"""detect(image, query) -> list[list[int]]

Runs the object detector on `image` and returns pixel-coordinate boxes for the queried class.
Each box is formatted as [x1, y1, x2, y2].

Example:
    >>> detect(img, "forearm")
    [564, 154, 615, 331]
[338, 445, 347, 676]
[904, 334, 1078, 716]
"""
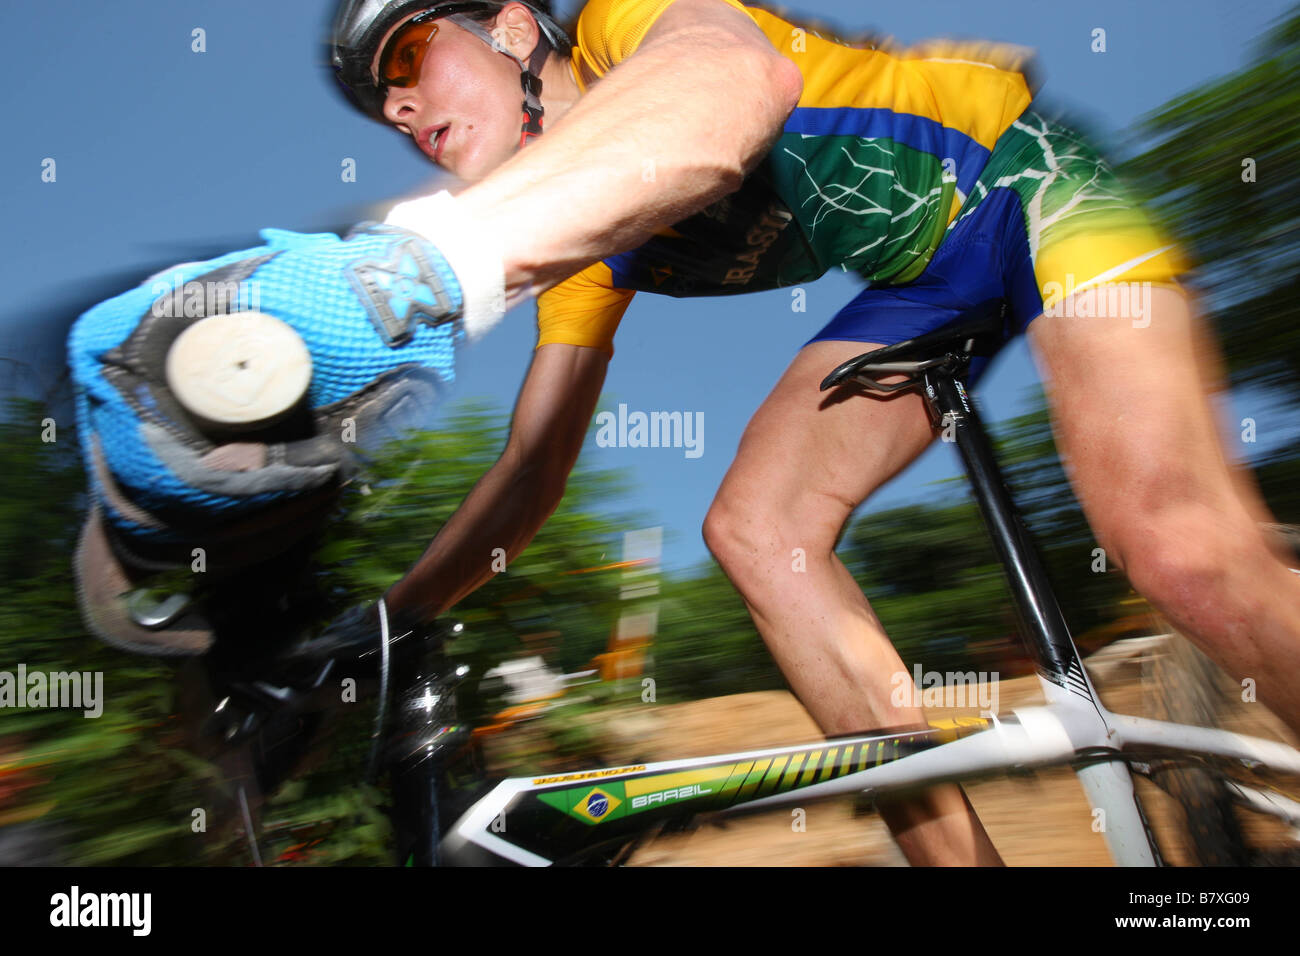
[457, 29, 799, 298]
[382, 452, 562, 623]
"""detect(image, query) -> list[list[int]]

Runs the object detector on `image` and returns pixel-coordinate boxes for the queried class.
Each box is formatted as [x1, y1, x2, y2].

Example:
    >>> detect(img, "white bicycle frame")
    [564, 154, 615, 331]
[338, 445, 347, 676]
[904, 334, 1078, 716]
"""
[438, 662, 1300, 866]
[437, 303, 1300, 866]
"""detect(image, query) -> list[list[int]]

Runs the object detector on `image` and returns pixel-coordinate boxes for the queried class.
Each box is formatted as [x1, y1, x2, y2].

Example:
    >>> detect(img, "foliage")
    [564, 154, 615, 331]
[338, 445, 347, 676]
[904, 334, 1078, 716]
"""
[314, 397, 651, 725]
[652, 562, 786, 700]
[0, 395, 645, 865]
[0, 396, 224, 865]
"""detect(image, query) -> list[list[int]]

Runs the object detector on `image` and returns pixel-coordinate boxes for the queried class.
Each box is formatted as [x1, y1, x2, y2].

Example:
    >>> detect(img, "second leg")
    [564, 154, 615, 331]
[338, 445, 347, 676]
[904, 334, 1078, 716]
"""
[703, 338, 1004, 866]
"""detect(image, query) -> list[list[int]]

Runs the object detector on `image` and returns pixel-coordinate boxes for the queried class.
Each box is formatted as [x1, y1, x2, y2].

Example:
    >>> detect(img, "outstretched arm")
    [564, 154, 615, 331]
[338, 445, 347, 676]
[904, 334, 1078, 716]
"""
[408, 0, 803, 301]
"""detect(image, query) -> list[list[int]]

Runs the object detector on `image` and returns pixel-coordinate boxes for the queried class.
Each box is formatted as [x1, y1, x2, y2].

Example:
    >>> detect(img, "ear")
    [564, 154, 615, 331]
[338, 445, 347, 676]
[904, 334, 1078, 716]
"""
[491, 2, 544, 59]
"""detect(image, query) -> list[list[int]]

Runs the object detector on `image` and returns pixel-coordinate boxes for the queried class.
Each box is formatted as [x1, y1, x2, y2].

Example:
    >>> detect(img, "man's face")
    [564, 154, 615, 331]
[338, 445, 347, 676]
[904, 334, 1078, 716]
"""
[370, 12, 523, 181]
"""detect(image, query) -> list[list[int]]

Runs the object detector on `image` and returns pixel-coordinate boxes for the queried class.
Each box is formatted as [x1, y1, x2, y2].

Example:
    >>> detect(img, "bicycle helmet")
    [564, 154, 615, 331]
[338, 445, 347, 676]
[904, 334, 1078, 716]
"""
[330, 0, 571, 147]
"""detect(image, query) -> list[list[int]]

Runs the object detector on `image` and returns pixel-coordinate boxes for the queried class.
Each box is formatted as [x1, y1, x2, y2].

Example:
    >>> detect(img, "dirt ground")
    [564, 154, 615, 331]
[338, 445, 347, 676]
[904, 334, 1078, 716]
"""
[544, 639, 1300, 866]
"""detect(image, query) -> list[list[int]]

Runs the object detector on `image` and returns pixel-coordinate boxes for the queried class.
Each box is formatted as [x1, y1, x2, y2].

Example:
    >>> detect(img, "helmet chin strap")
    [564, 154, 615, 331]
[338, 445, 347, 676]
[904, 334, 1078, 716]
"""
[445, 12, 550, 150]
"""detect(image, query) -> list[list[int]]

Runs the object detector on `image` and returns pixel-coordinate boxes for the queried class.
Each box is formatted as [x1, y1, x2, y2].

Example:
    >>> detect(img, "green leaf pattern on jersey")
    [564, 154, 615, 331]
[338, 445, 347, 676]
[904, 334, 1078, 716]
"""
[769, 132, 956, 287]
[947, 111, 1143, 260]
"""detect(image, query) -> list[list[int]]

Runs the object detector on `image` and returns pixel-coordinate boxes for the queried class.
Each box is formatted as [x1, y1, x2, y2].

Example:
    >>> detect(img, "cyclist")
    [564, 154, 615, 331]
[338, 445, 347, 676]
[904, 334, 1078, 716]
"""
[328, 0, 1300, 865]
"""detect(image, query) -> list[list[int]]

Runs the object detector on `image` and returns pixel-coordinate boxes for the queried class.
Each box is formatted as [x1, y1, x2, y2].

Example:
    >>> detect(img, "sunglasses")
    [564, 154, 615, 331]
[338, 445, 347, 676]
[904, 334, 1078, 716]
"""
[376, 14, 443, 88]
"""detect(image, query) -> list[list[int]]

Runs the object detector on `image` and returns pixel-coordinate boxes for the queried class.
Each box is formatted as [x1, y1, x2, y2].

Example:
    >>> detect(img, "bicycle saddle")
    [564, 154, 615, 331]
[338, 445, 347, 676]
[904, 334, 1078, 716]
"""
[820, 298, 1011, 393]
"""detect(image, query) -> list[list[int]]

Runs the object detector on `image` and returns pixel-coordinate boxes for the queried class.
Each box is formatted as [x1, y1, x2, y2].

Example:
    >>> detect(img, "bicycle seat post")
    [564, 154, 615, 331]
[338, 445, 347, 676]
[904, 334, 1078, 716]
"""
[919, 362, 1086, 694]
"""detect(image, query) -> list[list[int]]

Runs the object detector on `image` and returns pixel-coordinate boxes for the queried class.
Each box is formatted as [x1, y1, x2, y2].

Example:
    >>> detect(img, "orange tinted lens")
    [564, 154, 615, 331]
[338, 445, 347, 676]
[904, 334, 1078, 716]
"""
[380, 21, 438, 87]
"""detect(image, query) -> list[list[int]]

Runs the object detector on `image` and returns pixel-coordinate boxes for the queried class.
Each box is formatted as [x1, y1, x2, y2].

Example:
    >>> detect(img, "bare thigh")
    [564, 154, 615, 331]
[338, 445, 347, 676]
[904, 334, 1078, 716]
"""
[707, 338, 938, 556]
[1026, 283, 1252, 566]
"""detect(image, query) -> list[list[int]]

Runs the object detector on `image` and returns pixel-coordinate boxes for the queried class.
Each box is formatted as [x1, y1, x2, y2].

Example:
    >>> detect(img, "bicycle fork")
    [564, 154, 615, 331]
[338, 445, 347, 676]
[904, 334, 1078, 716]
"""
[922, 365, 1164, 866]
[386, 646, 474, 867]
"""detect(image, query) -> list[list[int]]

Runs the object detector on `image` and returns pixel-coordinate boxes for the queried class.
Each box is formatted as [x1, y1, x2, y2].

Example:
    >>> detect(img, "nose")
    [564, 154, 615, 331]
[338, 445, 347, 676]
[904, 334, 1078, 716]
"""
[382, 86, 422, 129]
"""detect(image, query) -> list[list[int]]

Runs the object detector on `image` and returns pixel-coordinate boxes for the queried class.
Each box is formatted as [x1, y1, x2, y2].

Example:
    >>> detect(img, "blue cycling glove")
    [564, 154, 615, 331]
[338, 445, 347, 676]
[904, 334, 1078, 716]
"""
[68, 221, 466, 547]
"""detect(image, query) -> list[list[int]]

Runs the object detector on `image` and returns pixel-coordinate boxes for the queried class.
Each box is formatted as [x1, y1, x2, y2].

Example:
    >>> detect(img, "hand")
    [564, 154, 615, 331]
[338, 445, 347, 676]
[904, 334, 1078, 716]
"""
[285, 598, 425, 675]
[292, 601, 382, 670]
[68, 223, 466, 542]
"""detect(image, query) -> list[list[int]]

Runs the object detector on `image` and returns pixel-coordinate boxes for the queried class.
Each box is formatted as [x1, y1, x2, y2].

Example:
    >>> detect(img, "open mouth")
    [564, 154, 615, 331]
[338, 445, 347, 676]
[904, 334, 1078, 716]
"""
[423, 124, 449, 161]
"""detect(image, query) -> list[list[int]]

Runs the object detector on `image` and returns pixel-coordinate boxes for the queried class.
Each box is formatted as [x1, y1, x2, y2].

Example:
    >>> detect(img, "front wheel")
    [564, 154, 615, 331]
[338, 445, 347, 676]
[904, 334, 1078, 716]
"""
[1145, 633, 1251, 865]
[1142, 522, 1300, 865]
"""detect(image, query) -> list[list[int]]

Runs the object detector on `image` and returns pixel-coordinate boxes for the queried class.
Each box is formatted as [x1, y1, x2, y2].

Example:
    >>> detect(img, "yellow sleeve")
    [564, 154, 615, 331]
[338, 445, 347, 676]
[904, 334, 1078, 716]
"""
[573, 0, 760, 78]
[536, 260, 636, 359]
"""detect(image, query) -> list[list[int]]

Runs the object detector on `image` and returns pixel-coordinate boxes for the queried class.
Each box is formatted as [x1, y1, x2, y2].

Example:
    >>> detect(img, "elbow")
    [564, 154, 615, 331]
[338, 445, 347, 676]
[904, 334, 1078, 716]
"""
[737, 44, 802, 131]
[679, 27, 803, 120]
[725, 49, 802, 181]
[645, 27, 804, 193]
[505, 445, 569, 515]
[767, 51, 804, 117]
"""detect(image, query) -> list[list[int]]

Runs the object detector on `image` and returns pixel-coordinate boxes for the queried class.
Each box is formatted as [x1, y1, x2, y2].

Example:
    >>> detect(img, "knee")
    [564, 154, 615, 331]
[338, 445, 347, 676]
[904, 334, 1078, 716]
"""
[701, 497, 764, 573]
[703, 490, 845, 579]
[1105, 505, 1251, 606]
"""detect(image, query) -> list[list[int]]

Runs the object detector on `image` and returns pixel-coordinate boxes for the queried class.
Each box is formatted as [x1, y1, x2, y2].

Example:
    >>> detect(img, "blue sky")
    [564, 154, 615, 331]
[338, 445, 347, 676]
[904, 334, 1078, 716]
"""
[3, 0, 1294, 572]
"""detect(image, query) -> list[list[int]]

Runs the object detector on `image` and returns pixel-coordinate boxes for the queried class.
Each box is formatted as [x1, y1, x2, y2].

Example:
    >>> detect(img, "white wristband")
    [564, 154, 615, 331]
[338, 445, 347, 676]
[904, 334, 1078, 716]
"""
[384, 190, 507, 343]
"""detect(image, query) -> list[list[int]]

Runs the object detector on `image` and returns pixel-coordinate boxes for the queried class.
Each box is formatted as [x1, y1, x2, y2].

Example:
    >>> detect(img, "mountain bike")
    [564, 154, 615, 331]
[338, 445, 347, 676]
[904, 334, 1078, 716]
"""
[194, 298, 1300, 866]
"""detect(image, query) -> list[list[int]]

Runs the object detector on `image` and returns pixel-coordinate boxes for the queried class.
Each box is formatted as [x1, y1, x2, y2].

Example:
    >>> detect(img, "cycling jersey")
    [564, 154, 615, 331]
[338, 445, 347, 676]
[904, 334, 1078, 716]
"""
[535, 0, 1188, 359]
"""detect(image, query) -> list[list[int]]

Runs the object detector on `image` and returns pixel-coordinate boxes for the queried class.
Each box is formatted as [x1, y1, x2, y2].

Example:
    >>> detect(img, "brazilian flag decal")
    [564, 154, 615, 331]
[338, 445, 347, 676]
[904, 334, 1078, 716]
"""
[538, 763, 749, 825]
[540, 783, 628, 825]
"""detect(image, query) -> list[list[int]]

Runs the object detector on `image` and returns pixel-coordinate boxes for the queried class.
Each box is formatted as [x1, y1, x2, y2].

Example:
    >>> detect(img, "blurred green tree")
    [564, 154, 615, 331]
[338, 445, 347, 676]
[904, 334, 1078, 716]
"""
[0, 395, 647, 864]
[1114, 4, 1300, 521]
[316, 397, 651, 723]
